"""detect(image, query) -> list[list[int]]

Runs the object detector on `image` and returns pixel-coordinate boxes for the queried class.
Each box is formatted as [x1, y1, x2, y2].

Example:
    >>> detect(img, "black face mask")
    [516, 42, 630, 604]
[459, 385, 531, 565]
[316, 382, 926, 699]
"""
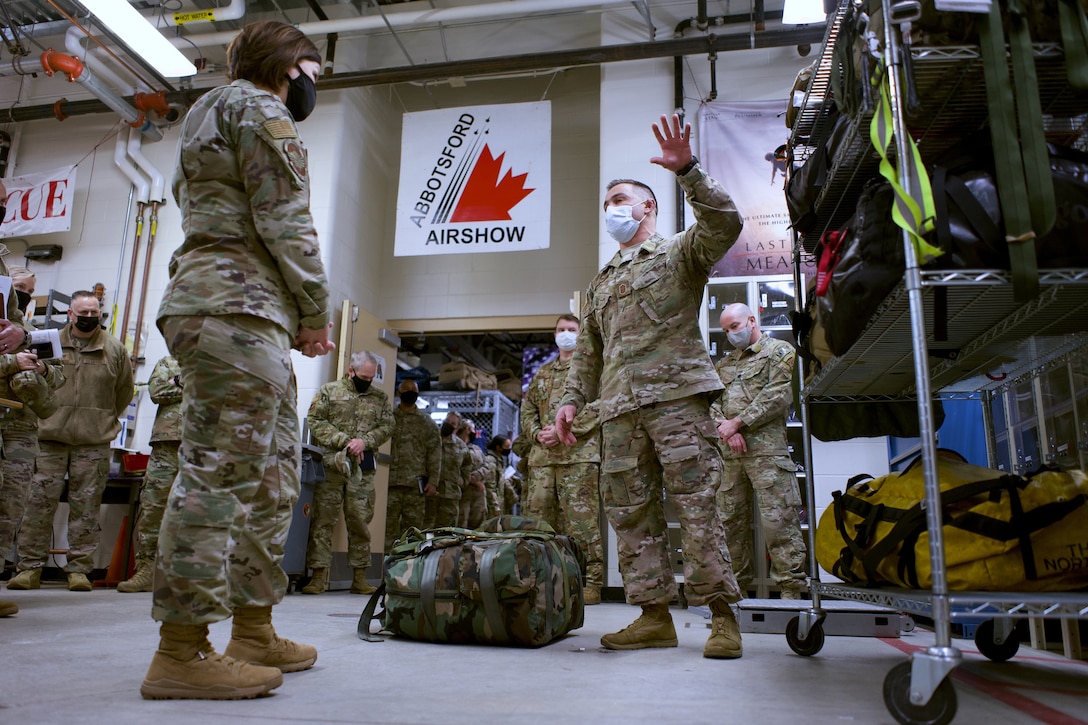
[399, 391, 419, 406]
[352, 377, 371, 394]
[285, 70, 316, 122]
[15, 290, 32, 314]
[440, 423, 455, 437]
[73, 315, 100, 333]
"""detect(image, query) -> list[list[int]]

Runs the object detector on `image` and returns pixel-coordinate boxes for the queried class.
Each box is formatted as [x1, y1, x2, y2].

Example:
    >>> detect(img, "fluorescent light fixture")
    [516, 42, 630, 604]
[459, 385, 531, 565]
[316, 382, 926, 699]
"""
[782, 0, 828, 25]
[79, 0, 197, 77]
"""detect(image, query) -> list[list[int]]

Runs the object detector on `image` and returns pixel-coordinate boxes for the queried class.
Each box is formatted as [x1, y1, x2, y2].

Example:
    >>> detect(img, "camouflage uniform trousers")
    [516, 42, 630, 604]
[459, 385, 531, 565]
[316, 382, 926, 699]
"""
[307, 466, 375, 570]
[525, 462, 604, 589]
[0, 430, 38, 561]
[458, 484, 487, 530]
[154, 315, 300, 625]
[424, 492, 460, 530]
[131, 441, 180, 564]
[17, 440, 111, 574]
[718, 454, 806, 589]
[385, 485, 426, 551]
[600, 395, 742, 607]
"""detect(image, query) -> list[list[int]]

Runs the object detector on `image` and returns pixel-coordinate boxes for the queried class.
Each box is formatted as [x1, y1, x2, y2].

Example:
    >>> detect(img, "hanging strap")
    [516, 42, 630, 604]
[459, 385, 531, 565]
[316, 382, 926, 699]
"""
[977, 0, 1054, 301]
[356, 580, 388, 642]
[479, 544, 510, 645]
[869, 58, 942, 264]
[1058, 0, 1088, 90]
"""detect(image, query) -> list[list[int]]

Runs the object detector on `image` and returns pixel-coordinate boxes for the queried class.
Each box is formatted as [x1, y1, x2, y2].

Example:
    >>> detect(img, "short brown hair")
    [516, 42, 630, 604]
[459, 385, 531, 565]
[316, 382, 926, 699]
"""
[226, 21, 320, 91]
[556, 314, 579, 327]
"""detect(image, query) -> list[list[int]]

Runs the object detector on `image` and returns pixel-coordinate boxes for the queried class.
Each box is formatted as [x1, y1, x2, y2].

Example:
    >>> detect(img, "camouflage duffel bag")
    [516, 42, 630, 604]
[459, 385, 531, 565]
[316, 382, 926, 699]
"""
[357, 515, 585, 647]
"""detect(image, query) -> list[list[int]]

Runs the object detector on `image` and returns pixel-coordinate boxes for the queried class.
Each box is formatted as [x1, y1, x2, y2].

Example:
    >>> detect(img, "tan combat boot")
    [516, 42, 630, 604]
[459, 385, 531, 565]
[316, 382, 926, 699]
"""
[600, 602, 678, 650]
[350, 569, 375, 595]
[67, 573, 93, 591]
[584, 586, 602, 606]
[0, 599, 18, 616]
[117, 561, 154, 593]
[704, 598, 743, 659]
[141, 621, 283, 700]
[300, 567, 327, 595]
[223, 606, 317, 673]
[7, 568, 41, 590]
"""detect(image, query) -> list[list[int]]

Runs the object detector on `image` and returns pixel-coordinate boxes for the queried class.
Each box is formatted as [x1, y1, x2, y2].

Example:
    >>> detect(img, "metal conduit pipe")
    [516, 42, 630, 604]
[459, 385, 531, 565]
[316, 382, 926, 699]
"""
[65, 26, 153, 96]
[5, 27, 826, 123]
[124, 130, 165, 362]
[39, 51, 163, 141]
[160, 0, 246, 26]
[172, 0, 636, 48]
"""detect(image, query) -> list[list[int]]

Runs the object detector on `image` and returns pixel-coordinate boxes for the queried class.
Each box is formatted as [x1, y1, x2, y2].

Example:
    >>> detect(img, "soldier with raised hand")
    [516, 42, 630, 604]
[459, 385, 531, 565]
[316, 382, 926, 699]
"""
[302, 351, 394, 595]
[384, 379, 440, 550]
[522, 313, 603, 604]
[117, 355, 183, 593]
[714, 303, 806, 599]
[556, 113, 746, 660]
[143, 21, 335, 700]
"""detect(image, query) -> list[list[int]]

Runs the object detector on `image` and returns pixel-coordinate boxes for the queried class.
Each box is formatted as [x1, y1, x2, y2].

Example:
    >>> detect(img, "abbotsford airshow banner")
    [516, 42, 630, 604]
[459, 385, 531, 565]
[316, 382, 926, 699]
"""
[698, 101, 812, 278]
[394, 102, 551, 257]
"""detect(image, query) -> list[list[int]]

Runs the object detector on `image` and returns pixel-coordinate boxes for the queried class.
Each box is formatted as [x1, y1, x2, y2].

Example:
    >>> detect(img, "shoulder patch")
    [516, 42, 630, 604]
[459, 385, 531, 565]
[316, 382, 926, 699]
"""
[263, 119, 298, 139]
[282, 139, 308, 181]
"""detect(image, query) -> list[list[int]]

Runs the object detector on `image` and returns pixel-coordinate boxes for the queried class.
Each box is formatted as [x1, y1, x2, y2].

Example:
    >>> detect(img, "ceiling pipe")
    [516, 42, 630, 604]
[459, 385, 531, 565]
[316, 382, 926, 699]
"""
[172, 0, 637, 48]
[115, 126, 150, 204]
[160, 0, 246, 26]
[126, 129, 166, 203]
[65, 25, 153, 96]
[39, 50, 163, 140]
[5, 26, 825, 123]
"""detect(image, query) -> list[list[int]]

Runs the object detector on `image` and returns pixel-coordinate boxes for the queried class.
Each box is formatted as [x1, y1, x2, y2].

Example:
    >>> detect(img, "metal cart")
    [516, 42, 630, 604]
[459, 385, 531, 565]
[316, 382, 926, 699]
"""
[785, 2, 1088, 723]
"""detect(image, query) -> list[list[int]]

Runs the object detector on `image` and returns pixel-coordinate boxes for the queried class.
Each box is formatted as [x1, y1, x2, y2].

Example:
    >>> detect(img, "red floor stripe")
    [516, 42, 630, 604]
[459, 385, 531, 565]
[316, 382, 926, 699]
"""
[878, 637, 1088, 725]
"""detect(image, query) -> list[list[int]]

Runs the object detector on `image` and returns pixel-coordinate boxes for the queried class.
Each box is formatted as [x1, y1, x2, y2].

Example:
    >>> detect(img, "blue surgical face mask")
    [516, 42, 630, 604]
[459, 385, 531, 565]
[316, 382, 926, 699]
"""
[605, 204, 643, 243]
[555, 330, 578, 352]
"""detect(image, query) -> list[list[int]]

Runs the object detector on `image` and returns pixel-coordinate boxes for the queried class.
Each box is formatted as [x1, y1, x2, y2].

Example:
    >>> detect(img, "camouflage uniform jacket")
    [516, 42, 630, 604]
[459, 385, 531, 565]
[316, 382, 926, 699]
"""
[0, 357, 65, 433]
[560, 167, 743, 421]
[388, 405, 441, 489]
[710, 335, 795, 458]
[38, 324, 133, 446]
[307, 377, 394, 459]
[158, 79, 329, 336]
[437, 434, 472, 500]
[466, 443, 487, 484]
[148, 356, 183, 443]
[522, 357, 600, 466]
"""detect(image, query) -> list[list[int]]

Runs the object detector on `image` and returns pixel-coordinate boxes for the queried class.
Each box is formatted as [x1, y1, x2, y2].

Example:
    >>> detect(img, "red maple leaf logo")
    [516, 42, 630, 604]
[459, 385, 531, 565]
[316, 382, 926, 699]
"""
[450, 144, 534, 222]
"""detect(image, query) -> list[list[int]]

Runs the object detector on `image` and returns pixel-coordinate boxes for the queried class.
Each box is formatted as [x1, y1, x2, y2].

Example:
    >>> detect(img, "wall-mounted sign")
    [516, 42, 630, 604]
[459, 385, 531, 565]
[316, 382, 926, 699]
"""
[395, 102, 551, 257]
[1, 166, 77, 238]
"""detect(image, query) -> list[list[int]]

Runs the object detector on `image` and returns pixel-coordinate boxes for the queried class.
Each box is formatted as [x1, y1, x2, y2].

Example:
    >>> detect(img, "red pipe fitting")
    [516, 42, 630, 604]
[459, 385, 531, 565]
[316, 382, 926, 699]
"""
[40, 50, 84, 82]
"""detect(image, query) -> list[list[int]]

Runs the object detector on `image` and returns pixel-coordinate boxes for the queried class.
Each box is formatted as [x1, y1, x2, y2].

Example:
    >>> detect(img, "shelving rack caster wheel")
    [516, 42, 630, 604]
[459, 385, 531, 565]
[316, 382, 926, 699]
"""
[883, 661, 957, 725]
[785, 615, 825, 656]
[974, 619, 1020, 662]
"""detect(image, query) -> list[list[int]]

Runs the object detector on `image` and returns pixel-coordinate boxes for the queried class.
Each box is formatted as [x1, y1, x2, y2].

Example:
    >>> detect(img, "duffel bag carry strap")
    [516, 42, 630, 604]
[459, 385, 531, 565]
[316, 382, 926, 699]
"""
[357, 580, 388, 642]
[479, 544, 511, 646]
[1058, 0, 1088, 90]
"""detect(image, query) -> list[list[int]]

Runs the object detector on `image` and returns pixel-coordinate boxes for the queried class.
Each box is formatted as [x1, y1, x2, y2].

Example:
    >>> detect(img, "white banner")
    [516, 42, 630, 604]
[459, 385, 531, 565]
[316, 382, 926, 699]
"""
[0, 166, 78, 238]
[698, 102, 811, 278]
[395, 102, 551, 257]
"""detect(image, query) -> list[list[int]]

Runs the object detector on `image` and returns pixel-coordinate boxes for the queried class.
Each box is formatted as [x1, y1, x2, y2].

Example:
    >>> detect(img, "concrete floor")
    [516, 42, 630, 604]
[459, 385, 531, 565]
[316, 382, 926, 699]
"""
[3, 587, 1087, 725]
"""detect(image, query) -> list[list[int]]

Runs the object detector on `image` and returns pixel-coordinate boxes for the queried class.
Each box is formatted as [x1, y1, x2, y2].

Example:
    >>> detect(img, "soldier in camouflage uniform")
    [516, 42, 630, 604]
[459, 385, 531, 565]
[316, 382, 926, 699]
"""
[481, 435, 509, 518]
[117, 355, 183, 593]
[8, 291, 132, 595]
[557, 114, 745, 659]
[142, 22, 335, 700]
[0, 267, 65, 566]
[0, 208, 42, 617]
[522, 314, 603, 604]
[384, 379, 441, 550]
[457, 420, 488, 529]
[301, 351, 394, 595]
[426, 412, 471, 529]
[713, 303, 806, 599]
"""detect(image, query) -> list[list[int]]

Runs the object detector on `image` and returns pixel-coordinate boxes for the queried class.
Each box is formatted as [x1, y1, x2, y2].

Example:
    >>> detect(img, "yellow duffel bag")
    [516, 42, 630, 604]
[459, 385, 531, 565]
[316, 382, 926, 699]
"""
[815, 453, 1088, 592]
